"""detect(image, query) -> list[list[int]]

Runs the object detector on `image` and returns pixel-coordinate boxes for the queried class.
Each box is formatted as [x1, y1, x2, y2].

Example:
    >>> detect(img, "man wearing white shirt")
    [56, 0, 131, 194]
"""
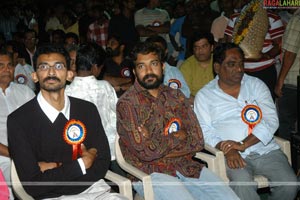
[7, 44, 126, 200]
[65, 43, 123, 175]
[0, 49, 35, 200]
[194, 43, 297, 200]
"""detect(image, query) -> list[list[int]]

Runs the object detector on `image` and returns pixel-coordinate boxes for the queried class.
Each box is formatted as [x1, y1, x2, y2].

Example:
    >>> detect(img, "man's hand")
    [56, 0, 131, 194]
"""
[38, 162, 62, 173]
[225, 149, 246, 169]
[81, 144, 97, 169]
[274, 82, 283, 97]
[219, 140, 245, 154]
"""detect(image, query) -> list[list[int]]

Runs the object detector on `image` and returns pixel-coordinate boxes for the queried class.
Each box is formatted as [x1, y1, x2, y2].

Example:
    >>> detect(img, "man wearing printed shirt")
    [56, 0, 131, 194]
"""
[194, 43, 297, 200]
[146, 35, 190, 98]
[117, 41, 239, 200]
[225, 0, 284, 100]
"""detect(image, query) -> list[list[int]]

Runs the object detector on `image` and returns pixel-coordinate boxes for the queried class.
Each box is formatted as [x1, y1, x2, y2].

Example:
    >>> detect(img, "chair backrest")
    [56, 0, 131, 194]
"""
[10, 160, 34, 200]
[115, 134, 155, 200]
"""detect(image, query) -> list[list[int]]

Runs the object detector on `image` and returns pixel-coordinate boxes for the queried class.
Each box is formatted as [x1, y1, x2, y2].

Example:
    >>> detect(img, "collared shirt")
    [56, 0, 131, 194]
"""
[14, 63, 36, 91]
[37, 92, 86, 174]
[25, 47, 36, 67]
[194, 74, 280, 158]
[134, 7, 170, 42]
[0, 82, 35, 146]
[65, 76, 118, 160]
[179, 55, 214, 96]
[163, 62, 190, 98]
[117, 81, 204, 178]
[87, 20, 109, 49]
[282, 13, 300, 86]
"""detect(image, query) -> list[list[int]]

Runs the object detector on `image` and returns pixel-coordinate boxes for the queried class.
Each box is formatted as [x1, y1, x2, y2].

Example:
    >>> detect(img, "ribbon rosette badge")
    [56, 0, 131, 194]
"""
[63, 119, 86, 160]
[164, 118, 182, 136]
[241, 105, 262, 135]
[168, 79, 182, 89]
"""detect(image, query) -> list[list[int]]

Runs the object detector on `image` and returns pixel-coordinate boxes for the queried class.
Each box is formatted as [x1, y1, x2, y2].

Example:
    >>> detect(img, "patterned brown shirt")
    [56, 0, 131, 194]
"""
[117, 81, 204, 178]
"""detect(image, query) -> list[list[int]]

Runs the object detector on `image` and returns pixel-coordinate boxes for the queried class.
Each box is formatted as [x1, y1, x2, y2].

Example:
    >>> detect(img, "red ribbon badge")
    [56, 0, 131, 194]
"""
[241, 105, 262, 135]
[63, 119, 86, 160]
[164, 118, 182, 136]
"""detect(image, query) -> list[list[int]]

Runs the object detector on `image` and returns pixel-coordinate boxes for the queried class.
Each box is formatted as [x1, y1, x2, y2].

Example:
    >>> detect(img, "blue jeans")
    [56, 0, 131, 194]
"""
[133, 167, 239, 200]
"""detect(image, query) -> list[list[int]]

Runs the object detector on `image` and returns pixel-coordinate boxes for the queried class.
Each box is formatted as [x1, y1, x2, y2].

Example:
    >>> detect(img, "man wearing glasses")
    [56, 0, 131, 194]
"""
[7, 44, 126, 199]
[194, 43, 297, 200]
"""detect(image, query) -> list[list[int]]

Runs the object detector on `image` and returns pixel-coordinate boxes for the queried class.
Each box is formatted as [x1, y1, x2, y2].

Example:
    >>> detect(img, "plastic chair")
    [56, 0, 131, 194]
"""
[203, 136, 292, 188]
[11, 160, 133, 200]
[115, 134, 223, 200]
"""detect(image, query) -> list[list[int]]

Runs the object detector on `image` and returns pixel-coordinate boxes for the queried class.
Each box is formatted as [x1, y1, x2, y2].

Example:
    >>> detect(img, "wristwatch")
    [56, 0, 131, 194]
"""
[239, 141, 245, 151]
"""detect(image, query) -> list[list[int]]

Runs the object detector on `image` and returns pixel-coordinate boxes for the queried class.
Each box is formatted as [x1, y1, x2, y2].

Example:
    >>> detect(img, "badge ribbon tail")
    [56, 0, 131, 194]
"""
[72, 144, 82, 160]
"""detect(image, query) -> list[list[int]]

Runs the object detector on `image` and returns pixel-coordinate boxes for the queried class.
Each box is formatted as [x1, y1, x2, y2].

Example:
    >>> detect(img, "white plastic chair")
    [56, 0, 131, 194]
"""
[11, 160, 133, 200]
[203, 136, 292, 188]
[115, 134, 223, 200]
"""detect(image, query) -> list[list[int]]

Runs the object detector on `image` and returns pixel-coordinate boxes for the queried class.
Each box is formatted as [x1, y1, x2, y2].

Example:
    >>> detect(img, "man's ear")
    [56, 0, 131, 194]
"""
[31, 72, 39, 83]
[120, 44, 125, 52]
[66, 70, 74, 82]
[162, 62, 165, 72]
[91, 64, 102, 77]
[214, 63, 220, 75]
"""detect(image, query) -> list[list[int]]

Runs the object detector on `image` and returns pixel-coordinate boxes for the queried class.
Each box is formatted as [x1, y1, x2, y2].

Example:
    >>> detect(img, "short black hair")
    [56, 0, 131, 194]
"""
[65, 32, 79, 45]
[0, 47, 12, 60]
[145, 35, 167, 62]
[190, 32, 214, 52]
[107, 34, 124, 46]
[130, 41, 164, 68]
[213, 42, 245, 64]
[33, 44, 70, 70]
[146, 35, 167, 51]
[76, 43, 107, 72]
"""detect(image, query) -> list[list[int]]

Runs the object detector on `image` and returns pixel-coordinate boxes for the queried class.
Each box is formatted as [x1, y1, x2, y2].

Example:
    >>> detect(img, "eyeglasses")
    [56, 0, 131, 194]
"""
[0, 64, 14, 70]
[37, 63, 66, 71]
[223, 61, 244, 68]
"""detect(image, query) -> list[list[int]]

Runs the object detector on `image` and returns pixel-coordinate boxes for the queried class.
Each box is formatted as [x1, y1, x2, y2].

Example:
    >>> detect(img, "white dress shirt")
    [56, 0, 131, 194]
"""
[194, 74, 280, 158]
[0, 82, 35, 146]
[65, 76, 118, 160]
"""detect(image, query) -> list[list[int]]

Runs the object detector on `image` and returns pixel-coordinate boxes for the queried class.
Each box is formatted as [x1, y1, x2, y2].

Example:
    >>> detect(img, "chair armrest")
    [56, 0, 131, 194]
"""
[115, 135, 154, 200]
[274, 136, 291, 165]
[11, 160, 34, 200]
[105, 170, 133, 200]
[202, 144, 229, 182]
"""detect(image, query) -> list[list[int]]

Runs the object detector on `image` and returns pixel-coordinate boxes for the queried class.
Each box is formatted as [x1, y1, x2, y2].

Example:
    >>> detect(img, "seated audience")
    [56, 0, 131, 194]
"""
[7, 44, 126, 200]
[180, 32, 215, 103]
[146, 35, 190, 98]
[0, 48, 35, 200]
[117, 41, 239, 200]
[194, 43, 298, 200]
[102, 35, 134, 97]
[65, 43, 125, 176]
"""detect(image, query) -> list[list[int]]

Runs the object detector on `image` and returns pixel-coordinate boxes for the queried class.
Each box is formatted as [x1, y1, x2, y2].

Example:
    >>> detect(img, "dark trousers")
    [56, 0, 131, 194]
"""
[277, 85, 297, 140]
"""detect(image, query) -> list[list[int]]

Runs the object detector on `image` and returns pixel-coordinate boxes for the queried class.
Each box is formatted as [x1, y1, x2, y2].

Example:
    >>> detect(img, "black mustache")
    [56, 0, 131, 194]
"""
[43, 76, 60, 82]
[143, 74, 158, 81]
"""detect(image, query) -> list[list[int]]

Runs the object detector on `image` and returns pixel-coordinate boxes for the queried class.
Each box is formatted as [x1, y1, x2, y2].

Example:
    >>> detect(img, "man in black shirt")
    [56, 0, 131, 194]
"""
[7, 44, 126, 200]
